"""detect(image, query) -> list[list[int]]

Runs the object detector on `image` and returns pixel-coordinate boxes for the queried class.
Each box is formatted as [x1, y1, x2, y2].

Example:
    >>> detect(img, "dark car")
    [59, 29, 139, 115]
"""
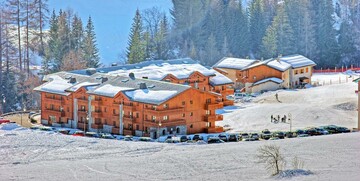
[260, 129, 271, 140]
[85, 132, 100, 138]
[294, 129, 309, 137]
[192, 134, 203, 141]
[336, 126, 350, 133]
[218, 134, 228, 142]
[240, 132, 249, 141]
[180, 136, 188, 142]
[58, 129, 70, 135]
[250, 133, 260, 140]
[207, 137, 225, 144]
[305, 128, 321, 136]
[320, 125, 340, 134]
[285, 131, 296, 138]
[228, 134, 239, 142]
[272, 131, 285, 139]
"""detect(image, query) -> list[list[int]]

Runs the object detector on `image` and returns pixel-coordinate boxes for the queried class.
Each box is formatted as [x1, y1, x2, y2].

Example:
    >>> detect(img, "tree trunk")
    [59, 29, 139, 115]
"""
[17, 0, 22, 70]
[26, 0, 30, 76]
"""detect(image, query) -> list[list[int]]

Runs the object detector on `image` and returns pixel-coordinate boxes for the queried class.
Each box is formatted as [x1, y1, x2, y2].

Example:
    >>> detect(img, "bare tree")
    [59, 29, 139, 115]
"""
[60, 49, 86, 71]
[257, 144, 286, 175]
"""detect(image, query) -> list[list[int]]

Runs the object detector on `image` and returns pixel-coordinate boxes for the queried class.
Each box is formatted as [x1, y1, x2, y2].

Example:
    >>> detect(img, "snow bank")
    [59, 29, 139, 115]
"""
[276, 169, 313, 179]
[0, 123, 26, 131]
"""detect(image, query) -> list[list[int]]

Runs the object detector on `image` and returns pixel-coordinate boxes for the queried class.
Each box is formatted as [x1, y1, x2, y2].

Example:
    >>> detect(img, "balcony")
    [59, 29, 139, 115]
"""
[144, 107, 185, 115]
[44, 96, 65, 104]
[205, 102, 223, 110]
[77, 98, 88, 104]
[223, 100, 234, 106]
[206, 126, 223, 133]
[204, 115, 216, 122]
[92, 111, 103, 117]
[113, 102, 136, 111]
[216, 114, 223, 121]
[44, 109, 65, 117]
[112, 127, 119, 134]
[78, 110, 87, 116]
[123, 116, 134, 122]
[161, 119, 186, 127]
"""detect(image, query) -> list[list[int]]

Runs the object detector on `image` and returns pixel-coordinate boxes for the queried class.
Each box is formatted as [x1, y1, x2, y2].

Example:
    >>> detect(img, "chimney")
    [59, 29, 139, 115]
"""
[69, 77, 76, 83]
[139, 82, 147, 89]
[129, 72, 135, 79]
[101, 77, 108, 83]
[277, 54, 282, 62]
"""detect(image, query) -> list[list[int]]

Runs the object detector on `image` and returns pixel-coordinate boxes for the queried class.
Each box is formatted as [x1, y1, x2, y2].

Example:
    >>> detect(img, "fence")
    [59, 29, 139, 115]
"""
[311, 75, 356, 86]
[313, 65, 360, 73]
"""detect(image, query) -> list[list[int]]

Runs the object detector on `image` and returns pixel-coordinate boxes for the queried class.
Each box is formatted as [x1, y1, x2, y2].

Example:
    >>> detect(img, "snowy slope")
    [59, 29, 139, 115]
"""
[0, 124, 360, 181]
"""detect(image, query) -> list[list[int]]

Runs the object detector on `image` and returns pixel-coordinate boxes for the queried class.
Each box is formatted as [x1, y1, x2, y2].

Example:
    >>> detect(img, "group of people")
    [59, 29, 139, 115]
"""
[271, 114, 287, 123]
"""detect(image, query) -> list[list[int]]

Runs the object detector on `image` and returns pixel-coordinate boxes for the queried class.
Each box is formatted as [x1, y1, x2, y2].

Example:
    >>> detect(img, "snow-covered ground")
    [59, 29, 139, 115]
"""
[1, 124, 360, 181]
[217, 73, 358, 132]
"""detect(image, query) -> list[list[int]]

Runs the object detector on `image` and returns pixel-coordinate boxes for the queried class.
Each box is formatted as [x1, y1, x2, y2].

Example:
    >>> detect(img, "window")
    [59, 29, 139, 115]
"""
[295, 70, 298, 75]
[253, 76, 256, 80]
[206, 98, 211, 103]
[203, 87, 206, 91]
[113, 121, 116, 126]
[113, 109, 116, 115]
[163, 104, 169, 109]
[104, 107, 107, 113]
[136, 113, 139, 118]
[182, 113, 185, 117]
[152, 116, 156, 121]
[136, 125, 139, 130]
[205, 110, 211, 115]
[95, 118, 101, 124]
[190, 100, 193, 104]
[163, 116, 168, 120]
[306, 67, 309, 73]
[81, 105, 86, 111]
[152, 105, 157, 110]
[300, 69, 304, 74]
[129, 111, 132, 117]
[190, 112, 193, 116]
[128, 124, 133, 130]
[176, 127, 180, 134]
[50, 104, 54, 110]
[182, 101, 185, 105]
[145, 127, 148, 133]
[67, 107, 69, 112]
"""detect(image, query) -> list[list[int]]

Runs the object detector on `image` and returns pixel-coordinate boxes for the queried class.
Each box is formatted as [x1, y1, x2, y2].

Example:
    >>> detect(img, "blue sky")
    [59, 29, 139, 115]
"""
[49, 0, 172, 66]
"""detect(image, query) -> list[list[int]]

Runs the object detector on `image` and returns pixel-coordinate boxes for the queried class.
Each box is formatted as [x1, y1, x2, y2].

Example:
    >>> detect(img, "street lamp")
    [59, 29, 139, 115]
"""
[158, 121, 162, 139]
[85, 113, 89, 133]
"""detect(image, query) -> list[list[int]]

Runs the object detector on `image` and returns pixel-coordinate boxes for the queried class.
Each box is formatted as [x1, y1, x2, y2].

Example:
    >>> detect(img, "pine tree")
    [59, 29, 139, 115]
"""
[83, 16, 100, 68]
[261, 26, 277, 59]
[311, 0, 340, 67]
[204, 33, 220, 66]
[44, 9, 58, 73]
[70, 14, 83, 51]
[55, 10, 70, 70]
[127, 9, 145, 64]
[157, 14, 170, 59]
[338, 21, 356, 65]
[249, 0, 266, 56]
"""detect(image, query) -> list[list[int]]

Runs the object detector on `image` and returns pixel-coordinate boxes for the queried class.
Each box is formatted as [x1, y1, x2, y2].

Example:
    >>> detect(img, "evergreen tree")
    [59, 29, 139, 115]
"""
[43, 9, 58, 73]
[127, 9, 146, 64]
[83, 16, 100, 68]
[249, 0, 266, 56]
[55, 10, 70, 70]
[70, 14, 83, 51]
[311, 0, 340, 67]
[261, 25, 277, 59]
[338, 21, 356, 65]
[204, 33, 221, 66]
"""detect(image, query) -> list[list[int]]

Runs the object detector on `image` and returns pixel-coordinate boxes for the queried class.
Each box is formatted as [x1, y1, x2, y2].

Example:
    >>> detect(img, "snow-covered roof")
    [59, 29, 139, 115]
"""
[279, 55, 316, 69]
[86, 75, 191, 105]
[34, 75, 73, 96]
[106, 63, 215, 80]
[92, 84, 135, 97]
[66, 82, 100, 92]
[266, 59, 292, 71]
[213, 57, 258, 70]
[252, 77, 283, 87]
[124, 89, 178, 105]
[209, 71, 233, 86]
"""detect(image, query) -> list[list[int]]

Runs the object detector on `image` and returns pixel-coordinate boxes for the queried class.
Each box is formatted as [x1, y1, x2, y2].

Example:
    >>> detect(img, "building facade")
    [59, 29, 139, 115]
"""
[35, 72, 224, 138]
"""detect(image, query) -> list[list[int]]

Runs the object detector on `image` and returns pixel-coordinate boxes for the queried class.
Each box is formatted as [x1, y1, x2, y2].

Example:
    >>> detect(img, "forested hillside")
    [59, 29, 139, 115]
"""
[126, 0, 359, 68]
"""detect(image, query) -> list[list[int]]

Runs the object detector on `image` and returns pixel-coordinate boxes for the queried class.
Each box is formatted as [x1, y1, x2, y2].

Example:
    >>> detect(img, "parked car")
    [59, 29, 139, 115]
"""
[101, 134, 115, 139]
[314, 127, 329, 135]
[58, 129, 70, 135]
[138, 137, 153, 142]
[30, 125, 40, 130]
[240, 132, 249, 141]
[123, 135, 133, 141]
[260, 129, 271, 140]
[192, 134, 203, 141]
[294, 129, 309, 137]
[28, 111, 36, 119]
[207, 137, 225, 144]
[228, 133, 239, 142]
[250, 133, 260, 140]
[40, 126, 55, 132]
[305, 128, 322, 136]
[85, 132, 100, 138]
[0, 119, 11, 124]
[285, 131, 296, 138]
[336, 126, 351, 133]
[179, 136, 188, 142]
[218, 134, 228, 142]
[165, 139, 180, 143]
[72, 131, 85, 136]
[272, 131, 285, 139]
[320, 125, 340, 134]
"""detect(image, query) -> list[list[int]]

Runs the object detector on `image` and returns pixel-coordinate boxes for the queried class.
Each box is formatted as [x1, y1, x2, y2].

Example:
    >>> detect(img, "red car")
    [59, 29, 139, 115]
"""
[72, 131, 85, 136]
[0, 119, 11, 124]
